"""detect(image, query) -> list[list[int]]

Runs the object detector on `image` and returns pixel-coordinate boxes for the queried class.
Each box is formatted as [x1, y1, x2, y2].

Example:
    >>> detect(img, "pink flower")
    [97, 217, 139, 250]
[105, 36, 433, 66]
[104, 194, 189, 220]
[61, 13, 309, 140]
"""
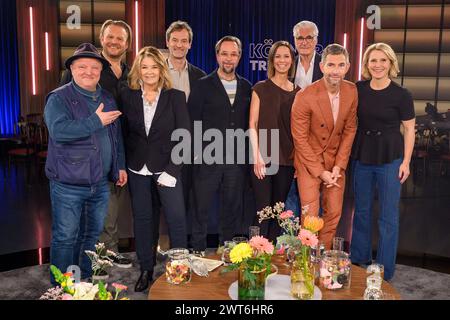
[112, 283, 128, 291]
[329, 282, 343, 289]
[279, 210, 294, 219]
[249, 236, 274, 254]
[298, 229, 318, 247]
[276, 245, 285, 255]
[62, 294, 73, 300]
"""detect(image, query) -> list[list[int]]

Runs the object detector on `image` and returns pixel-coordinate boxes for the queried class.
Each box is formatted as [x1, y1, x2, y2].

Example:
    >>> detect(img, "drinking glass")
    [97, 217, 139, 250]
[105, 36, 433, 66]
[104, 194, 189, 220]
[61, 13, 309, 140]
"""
[221, 240, 236, 265]
[232, 236, 248, 244]
[332, 237, 344, 251]
[248, 226, 260, 239]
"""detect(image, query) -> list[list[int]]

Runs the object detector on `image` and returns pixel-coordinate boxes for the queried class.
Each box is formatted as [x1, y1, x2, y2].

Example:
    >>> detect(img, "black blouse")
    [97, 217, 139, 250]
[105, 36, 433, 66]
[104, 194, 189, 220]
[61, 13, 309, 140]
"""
[352, 80, 415, 165]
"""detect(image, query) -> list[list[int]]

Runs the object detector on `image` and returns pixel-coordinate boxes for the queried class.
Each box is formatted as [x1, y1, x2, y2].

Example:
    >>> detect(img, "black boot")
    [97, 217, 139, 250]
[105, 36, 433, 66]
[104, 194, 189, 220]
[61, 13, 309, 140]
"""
[135, 270, 152, 292]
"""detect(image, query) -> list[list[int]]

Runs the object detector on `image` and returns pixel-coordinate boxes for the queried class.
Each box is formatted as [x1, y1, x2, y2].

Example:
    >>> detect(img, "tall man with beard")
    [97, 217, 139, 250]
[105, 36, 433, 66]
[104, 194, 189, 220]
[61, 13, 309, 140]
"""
[291, 44, 357, 250]
[188, 36, 252, 256]
[60, 20, 133, 268]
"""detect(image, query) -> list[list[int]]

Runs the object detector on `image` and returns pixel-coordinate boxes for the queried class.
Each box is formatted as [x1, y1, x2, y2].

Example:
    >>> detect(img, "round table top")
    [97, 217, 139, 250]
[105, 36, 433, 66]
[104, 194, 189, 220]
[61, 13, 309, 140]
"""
[148, 254, 401, 300]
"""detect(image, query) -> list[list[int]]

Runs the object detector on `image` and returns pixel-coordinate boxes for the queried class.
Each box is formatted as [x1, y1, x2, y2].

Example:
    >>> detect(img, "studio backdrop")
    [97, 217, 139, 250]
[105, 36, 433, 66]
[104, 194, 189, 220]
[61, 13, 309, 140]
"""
[166, 0, 336, 84]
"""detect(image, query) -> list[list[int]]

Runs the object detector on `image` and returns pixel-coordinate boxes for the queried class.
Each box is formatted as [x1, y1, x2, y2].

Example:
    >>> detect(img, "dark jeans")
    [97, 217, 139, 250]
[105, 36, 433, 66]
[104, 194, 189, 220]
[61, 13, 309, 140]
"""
[285, 178, 301, 216]
[350, 158, 402, 281]
[49, 178, 110, 284]
[191, 165, 245, 251]
[128, 171, 187, 271]
[250, 165, 295, 242]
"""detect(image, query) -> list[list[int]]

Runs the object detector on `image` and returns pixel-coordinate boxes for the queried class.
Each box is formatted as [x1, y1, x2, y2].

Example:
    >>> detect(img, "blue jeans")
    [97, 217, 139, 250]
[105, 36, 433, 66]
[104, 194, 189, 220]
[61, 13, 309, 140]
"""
[285, 179, 301, 216]
[49, 178, 110, 284]
[350, 158, 402, 281]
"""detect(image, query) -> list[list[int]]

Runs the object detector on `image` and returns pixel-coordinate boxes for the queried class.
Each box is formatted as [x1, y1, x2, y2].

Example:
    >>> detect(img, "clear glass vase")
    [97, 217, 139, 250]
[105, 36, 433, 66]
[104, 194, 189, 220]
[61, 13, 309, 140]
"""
[291, 248, 315, 300]
[238, 266, 266, 300]
[165, 248, 191, 285]
[319, 250, 351, 290]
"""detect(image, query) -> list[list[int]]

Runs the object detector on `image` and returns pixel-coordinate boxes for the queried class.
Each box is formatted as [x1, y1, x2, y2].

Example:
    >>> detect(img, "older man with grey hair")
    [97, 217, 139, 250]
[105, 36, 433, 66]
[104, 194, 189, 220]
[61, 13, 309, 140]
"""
[292, 20, 323, 89]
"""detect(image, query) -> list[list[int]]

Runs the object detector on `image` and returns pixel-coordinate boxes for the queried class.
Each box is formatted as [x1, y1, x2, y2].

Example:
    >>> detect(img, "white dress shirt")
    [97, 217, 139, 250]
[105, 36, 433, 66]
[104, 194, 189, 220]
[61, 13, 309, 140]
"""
[294, 52, 316, 90]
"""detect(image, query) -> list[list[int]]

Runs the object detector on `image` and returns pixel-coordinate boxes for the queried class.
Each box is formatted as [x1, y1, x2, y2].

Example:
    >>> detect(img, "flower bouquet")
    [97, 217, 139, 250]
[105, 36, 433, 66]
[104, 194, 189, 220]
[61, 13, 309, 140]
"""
[221, 236, 274, 300]
[257, 202, 324, 299]
[40, 243, 129, 300]
[39, 265, 129, 300]
[84, 243, 117, 281]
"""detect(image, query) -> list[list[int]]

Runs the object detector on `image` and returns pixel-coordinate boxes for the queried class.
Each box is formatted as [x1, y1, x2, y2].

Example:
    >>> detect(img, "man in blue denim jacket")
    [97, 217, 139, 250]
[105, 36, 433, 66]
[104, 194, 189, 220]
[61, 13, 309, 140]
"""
[44, 43, 127, 284]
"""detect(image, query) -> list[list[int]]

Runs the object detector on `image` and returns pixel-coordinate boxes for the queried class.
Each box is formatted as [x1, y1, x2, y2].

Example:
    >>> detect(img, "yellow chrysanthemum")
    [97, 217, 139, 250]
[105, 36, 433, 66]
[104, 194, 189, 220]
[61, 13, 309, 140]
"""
[230, 243, 253, 264]
[303, 215, 324, 233]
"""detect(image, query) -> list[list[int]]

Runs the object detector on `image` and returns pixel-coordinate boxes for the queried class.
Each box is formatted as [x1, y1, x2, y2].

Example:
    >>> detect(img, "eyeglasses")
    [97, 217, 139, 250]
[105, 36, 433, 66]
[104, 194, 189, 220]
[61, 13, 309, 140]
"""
[295, 35, 316, 43]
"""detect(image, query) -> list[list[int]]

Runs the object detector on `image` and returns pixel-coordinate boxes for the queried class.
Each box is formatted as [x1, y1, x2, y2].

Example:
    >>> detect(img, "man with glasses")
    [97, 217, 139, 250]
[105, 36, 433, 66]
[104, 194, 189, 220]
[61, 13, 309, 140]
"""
[293, 20, 323, 89]
[285, 20, 324, 217]
[188, 36, 252, 257]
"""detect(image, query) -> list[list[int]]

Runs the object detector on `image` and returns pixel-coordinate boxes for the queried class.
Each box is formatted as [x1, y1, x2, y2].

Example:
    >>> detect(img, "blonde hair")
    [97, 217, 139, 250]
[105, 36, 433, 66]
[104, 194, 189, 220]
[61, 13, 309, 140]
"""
[267, 41, 295, 79]
[99, 20, 132, 48]
[128, 46, 172, 90]
[361, 42, 400, 80]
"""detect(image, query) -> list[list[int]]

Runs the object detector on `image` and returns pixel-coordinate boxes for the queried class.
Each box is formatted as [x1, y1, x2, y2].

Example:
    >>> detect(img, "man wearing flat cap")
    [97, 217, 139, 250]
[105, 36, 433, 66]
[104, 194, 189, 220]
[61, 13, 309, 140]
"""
[60, 20, 133, 269]
[44, 42, 127, 284]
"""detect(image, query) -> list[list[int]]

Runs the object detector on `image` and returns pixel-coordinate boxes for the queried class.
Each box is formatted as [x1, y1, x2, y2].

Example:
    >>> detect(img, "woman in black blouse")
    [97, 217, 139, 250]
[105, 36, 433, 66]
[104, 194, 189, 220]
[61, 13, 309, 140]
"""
[350, 43, 415, 281]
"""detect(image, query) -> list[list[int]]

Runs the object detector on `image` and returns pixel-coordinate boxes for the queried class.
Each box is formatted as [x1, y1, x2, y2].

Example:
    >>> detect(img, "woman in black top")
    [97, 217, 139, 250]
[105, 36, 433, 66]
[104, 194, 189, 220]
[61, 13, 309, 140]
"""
[249, 41, 300, 241]
[350, 43, 415, 281]
[120, 46, 190, 291]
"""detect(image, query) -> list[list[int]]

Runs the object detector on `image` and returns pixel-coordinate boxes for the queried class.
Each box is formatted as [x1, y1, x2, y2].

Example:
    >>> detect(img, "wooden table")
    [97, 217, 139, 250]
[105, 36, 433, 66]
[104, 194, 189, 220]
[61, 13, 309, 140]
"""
[149, 255, 401, 300]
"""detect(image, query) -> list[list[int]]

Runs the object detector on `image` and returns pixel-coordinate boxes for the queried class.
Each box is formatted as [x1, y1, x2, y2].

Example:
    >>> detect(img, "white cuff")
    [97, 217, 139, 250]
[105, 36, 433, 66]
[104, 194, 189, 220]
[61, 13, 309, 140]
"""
[157, 172, 177, 187]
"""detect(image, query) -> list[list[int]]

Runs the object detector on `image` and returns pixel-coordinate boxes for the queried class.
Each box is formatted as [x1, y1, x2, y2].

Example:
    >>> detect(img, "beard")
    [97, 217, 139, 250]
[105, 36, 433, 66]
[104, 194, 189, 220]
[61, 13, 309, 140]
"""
[221, 65, 236, 75]
[325, 75, 342, 87]
[104, 47, 126, 60]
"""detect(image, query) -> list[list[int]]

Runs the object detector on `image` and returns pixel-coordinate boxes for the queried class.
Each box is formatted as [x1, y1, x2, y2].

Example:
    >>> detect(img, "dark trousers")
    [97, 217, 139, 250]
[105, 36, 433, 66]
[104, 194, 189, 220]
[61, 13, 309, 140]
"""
[191, 165, 245, 251]
[181, 164, 193, 241]
[250, 165, 295, 242]
[128, 171, 187, 271]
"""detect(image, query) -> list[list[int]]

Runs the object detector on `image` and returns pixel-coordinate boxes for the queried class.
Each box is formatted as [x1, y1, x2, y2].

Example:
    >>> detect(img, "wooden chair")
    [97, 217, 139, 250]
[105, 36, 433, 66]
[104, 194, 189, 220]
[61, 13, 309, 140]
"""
[35, 123, 49, 181]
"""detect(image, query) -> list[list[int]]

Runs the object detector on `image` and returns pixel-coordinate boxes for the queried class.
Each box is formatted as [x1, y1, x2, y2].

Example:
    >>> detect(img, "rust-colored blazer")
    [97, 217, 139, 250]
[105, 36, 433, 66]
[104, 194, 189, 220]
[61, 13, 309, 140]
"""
[291, 78, 358, 178]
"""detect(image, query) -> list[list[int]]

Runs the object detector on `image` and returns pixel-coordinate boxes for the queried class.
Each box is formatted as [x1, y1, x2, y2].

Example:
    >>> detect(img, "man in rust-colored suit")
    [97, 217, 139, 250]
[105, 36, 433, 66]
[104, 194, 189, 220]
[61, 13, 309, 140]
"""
[291, 44, 357, 250]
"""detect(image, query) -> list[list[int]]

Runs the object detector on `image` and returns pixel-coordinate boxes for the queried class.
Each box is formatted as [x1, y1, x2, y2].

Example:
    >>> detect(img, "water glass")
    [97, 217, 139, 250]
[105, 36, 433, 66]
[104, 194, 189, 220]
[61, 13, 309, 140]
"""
[332, 237, 345, 251]
[248, 226, 260, 239]
[232, 236, 248, 244]
[367, 263, 385, 280]
[221, 240, 236, 265]
[310, 241, 325, 263]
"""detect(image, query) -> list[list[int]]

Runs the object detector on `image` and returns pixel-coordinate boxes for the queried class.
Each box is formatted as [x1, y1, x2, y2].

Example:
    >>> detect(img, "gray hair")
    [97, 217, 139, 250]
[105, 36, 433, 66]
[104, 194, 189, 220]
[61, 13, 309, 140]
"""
[292, 20, 319, 38]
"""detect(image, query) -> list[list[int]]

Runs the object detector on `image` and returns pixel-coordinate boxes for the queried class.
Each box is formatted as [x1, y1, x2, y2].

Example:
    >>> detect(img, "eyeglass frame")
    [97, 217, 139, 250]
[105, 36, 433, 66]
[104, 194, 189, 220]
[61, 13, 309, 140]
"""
[295, 35, 317, 43]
